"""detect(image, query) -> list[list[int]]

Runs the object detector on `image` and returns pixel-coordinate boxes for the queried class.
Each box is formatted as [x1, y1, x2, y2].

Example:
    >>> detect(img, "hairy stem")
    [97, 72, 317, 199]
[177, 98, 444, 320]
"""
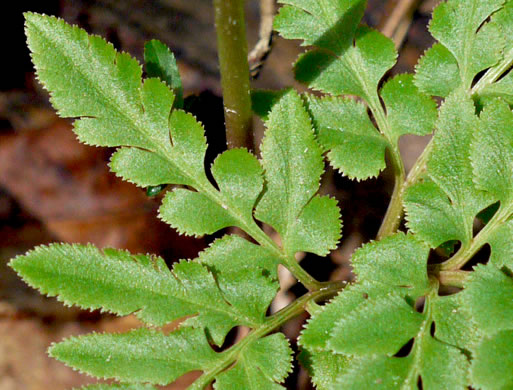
[189, 281, 346, 389]
[214, 0, 254, 149]
[408, 51, 513, 191]
[368, 95, 407, 240]
[405, 286, 436, 385]
[377, 48, 513, 237]
[472, 47, 513, 95]
[438, 270, 470, 288]
[191, 178, 322, 290]
[245, 221, 323, 290]
[377, 147, 406, 239]
[213, 0, 320, 290]
[405, 139, 434, 186]
[411, 54, 513, 270]
[283, 254, 324, 290]
[441, 204, 512, 271]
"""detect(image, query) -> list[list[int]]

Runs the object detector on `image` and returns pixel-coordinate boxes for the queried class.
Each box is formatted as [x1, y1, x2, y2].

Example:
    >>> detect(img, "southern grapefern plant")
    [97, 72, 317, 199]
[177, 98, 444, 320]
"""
[10, 0, 513, 389]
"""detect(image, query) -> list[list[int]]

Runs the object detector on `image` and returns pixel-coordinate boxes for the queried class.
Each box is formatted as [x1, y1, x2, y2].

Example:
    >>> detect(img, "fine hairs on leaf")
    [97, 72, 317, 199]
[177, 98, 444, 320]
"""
[10, 0, 513, 388]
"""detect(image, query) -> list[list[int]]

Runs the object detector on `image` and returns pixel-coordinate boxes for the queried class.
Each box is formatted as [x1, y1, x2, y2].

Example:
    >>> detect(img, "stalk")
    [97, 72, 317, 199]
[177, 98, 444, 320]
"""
[214, 0, 254, 149]
[472, 47, 513, 95]
[212, 1, 321, 289]
[368, 95, 407, 239]
[438, 270, 469, 288]
[188, 281, 346, 389]
[441, 205, 513, 271]
[377, 147, 406, 239]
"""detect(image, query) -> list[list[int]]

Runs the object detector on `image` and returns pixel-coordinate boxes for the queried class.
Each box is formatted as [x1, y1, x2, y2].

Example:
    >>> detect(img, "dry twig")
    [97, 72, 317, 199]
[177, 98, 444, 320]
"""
[381, 0, 421, 49]
[248, 0, 275, 79]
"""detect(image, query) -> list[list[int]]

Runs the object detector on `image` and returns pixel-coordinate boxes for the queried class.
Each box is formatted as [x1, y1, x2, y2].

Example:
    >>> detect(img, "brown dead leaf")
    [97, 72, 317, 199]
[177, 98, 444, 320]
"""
[0, 117, 204, 258]
[0, 314, 201, 390]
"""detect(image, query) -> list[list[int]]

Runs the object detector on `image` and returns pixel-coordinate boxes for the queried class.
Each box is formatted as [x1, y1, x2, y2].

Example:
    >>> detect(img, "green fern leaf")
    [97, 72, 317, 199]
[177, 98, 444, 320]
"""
[298, 349, 351, 390]
[300, 233, 429, 351]
[27, 12, 266, 238]
[194, 235, 280, 331]
[335, 336, 468, 390]
[10, 239, 279, 346]
[328, 292, 424, 355]
[277, 5, 436, 183]
[415, 0, 504, 95]
[299, 283, 384, 351]
[214, 333, 293, 389]
[493, 0, 513, 49]
[335, 355, 413, 389]
[274, 0, 365, 51]
[471, 99, 513, 204]
[144, 39, 183, 108]
[305, 94, 388, 180]
[431, 294, 481, 351]
[109, 108, 208, 191]
[295, 26, 396, 101]
[299, 233, 472, 387]
[476, 71, 513, 107]
[159, 147, 264, 236]
[27, 11, 173, 150]
[402, 91, 513, 389]
[350, 233, 430, 296]
[404, 91, 494, 248]
[476, 0, 513, 105]
[325, 235, 429, 355]
[50, 327, 219, 385]
[10, 244, 182, 325]
[487, 220, 513, 268]
[304, 74, 435, 182]
[380, 74, 437, 143]
[210, 148, 264, 220]
[404, 178, 466, 248]
[25, 12, 214, 190]
[430, 0, 504, 86]
[159, 189, 236, 236]
[275, 0, 396, 101]
[255, 91, 341, 256]
[311, 292, 469, 389]
[414, 43, 461, 98]
[471, 330, 513, 390]
[109, 147, 188, 187]
[461, 264, 513, 335]
[52, 328, 293, 388]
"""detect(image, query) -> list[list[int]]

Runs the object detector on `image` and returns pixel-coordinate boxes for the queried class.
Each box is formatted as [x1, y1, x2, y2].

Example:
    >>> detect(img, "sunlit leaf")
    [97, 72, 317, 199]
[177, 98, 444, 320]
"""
[255, 91, 341, 256]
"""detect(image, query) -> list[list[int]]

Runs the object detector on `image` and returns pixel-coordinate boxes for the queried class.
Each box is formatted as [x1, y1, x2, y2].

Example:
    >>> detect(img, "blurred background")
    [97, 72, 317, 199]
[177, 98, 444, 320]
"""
[0, 1, 439, 388]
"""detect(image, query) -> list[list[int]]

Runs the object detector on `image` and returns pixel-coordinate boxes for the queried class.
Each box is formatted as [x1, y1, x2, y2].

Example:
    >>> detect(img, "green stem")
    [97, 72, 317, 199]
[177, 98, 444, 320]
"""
[214, 0, 254, 149]
[243, 220, 323, 290]
[189, 281, 346, 389]
[404, 286, 439, 385]
[377, 147, 406, 239]
[409, 53, 513, 269]
[168, 4, 320, 288]
[283, 254, 324, 290]
[349, 39, 513, 242]
[156, 144, 321, 288]
[441, 205, 512, 271]
[472, 47, 513, 95]
[438, 270, 469, 288]
[407, 50, 513, 191]
[194, 179, 322, 290]
[368, 95, 407, 239]
[405, 138, 434, 187]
